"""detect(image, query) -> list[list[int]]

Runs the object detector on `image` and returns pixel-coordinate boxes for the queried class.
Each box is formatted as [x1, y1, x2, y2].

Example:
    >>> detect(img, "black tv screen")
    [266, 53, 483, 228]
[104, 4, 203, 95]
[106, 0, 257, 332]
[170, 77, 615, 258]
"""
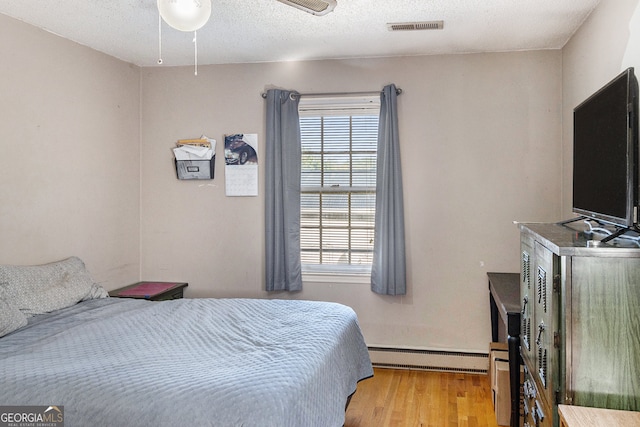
[573, 67, 639, 228]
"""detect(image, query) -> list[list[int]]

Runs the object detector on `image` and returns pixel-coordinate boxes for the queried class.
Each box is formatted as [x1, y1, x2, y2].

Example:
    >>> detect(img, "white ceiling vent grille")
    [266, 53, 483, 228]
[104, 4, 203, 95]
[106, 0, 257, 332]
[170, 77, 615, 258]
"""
[387, 21, 444, 31]
[276, 0, 337, 16]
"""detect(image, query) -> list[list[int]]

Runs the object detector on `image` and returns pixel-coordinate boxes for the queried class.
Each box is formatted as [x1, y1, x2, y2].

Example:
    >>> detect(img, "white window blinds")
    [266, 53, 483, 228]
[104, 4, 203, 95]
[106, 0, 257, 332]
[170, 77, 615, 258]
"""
[299, 95, 380, 273]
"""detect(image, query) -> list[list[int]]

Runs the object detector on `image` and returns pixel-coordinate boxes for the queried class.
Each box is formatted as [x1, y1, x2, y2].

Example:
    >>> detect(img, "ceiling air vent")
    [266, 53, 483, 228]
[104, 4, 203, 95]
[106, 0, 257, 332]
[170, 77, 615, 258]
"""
[387, 21, 444, 31]
[276, 0, 337, 16]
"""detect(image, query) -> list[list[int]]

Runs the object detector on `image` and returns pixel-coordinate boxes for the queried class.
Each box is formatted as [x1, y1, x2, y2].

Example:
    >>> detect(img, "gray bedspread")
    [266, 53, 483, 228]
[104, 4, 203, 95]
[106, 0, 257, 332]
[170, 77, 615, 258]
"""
[0, 297, 373, 426]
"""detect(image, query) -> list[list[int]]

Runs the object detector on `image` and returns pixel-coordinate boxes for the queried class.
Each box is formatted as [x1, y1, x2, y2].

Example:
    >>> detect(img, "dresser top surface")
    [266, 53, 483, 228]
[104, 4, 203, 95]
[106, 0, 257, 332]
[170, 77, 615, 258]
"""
[519, 221, 640, 257]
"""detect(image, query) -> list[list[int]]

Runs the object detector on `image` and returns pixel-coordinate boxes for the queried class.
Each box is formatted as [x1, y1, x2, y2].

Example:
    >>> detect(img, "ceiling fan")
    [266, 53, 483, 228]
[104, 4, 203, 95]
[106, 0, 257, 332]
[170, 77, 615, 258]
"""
[276, 0, 337, 16]
[156, 0, 336, 74]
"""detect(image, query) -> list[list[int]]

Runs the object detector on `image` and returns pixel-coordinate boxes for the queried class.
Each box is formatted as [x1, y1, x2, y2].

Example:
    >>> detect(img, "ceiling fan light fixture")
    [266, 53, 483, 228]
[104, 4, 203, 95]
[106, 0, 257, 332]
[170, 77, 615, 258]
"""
[156, 0, 212, 76]
[157, 0, 212, 32]
[276, 0, 337, 16]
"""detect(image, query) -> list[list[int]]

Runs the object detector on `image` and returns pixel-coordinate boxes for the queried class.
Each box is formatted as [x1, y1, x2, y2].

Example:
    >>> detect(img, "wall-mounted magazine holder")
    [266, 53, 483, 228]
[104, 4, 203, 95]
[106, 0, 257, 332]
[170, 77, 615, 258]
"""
[173, 137, 216, 180]
[175, 157, 215, 180]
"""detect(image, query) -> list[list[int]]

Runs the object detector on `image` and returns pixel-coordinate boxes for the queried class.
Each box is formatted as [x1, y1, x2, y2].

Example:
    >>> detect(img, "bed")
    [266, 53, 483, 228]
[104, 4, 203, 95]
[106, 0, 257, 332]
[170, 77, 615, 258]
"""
[0, 257, 373, 427]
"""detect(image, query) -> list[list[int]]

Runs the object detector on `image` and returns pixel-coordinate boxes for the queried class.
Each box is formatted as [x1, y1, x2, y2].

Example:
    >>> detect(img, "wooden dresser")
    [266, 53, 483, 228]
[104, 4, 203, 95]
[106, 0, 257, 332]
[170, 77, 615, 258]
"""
[519, 222, 640, 427]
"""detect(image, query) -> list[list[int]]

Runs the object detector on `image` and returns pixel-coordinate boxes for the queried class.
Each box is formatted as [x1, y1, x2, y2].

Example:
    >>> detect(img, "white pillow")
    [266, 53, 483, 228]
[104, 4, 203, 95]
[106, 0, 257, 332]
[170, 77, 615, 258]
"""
[0, 256, 106, 317]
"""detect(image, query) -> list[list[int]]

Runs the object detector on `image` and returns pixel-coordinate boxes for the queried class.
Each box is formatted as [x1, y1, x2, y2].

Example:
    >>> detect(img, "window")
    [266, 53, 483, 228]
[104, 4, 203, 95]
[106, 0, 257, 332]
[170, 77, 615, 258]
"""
[299, 96, 380, 275]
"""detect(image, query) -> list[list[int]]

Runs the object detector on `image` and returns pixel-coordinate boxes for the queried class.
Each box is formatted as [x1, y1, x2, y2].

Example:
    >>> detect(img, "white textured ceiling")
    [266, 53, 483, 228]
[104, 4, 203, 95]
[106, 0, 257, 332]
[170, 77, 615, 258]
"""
[0, 0, 601, 67]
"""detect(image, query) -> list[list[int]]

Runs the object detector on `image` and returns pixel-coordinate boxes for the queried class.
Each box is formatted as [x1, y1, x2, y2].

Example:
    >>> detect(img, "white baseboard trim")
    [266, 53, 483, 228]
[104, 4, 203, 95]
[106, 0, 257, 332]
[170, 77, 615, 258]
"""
[368, 346, 489, 374]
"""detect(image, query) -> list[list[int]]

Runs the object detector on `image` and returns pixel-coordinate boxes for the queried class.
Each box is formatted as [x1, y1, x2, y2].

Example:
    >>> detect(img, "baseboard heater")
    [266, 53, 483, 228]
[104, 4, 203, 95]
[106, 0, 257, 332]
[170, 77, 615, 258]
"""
[368, 347, 488, 374]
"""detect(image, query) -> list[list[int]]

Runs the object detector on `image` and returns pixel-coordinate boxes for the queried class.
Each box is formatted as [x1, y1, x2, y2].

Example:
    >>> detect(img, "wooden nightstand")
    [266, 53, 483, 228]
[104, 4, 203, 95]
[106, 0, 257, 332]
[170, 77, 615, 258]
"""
[559, 404, 640, 427]
[109, 281, 188, 301]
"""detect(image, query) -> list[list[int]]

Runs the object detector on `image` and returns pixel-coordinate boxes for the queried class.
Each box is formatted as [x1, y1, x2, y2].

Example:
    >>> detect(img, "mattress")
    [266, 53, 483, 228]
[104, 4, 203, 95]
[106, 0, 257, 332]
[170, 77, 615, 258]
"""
[0, 297, 373, 426]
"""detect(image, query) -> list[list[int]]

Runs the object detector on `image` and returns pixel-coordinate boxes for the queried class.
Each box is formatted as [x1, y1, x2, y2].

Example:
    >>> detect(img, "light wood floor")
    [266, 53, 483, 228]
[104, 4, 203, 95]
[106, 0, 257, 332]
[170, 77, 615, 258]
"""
[345, 368, 500, 427]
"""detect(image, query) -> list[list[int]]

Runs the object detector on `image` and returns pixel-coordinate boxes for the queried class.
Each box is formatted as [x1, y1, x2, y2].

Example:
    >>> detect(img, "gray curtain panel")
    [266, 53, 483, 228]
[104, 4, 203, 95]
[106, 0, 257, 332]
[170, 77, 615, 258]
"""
[371, 84, 407, 295]
[265, 89, 303, 292]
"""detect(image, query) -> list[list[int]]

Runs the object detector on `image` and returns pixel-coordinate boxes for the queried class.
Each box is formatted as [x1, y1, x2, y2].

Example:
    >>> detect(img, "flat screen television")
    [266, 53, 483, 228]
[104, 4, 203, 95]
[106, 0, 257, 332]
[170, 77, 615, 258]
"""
[572, 67, 639, 229]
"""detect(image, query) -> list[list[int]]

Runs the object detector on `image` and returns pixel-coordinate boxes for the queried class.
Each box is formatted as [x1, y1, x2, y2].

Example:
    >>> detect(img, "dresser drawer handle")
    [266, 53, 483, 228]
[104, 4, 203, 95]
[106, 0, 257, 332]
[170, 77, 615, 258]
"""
[535, 400, 545, 421]
[536, 322, 545, 346]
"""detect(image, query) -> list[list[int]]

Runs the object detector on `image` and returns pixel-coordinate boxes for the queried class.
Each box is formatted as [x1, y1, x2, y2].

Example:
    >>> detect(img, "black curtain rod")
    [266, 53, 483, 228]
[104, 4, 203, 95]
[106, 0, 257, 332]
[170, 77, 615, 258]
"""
[260, 88, 402, 99]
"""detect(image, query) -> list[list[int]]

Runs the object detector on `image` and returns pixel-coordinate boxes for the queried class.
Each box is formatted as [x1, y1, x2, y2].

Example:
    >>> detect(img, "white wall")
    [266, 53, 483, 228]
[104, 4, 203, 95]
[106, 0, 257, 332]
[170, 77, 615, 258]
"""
[140, 52, 562, 352]
[562, 0, 640, 216]
[0, 14, 141, 288]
